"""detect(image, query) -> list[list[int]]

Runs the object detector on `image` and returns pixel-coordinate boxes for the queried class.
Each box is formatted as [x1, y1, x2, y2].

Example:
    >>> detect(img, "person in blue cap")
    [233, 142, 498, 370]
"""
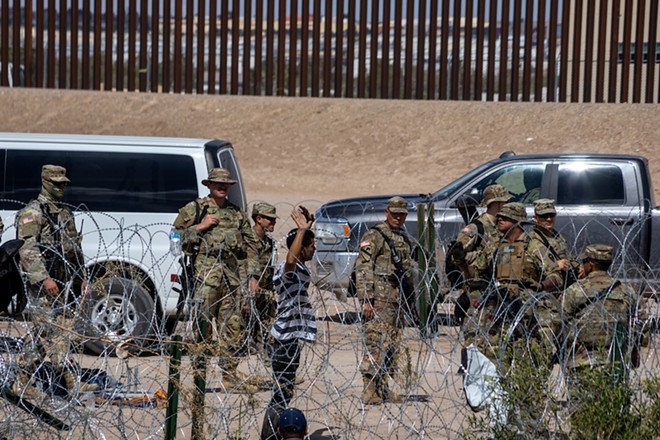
[277, 407, 307, 439]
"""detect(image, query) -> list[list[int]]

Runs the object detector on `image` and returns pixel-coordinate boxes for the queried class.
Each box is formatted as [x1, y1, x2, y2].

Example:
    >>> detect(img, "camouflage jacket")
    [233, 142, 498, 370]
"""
[254, 229, 277, 291]
[354, 222, 413, 303]
[15, 193, 84, 285]
[473, 231, 563, 295]
[454, 213, 500, 267]
[173, 197, 258, 287]
[529, 226, 579, 279]
[562, 270, 640, 368]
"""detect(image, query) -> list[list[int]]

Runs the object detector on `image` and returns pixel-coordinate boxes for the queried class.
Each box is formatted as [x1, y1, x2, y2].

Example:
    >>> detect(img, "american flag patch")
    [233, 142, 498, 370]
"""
[22, 216, 34, 224]
[360, 241, 371, 247]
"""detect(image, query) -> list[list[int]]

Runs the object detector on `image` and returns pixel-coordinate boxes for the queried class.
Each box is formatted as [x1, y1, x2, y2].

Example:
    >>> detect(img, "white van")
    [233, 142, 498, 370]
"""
[0, 133, 246, 354]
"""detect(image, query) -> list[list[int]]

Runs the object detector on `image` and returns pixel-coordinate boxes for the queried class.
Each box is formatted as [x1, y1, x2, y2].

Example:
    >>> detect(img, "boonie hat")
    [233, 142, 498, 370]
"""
[278, 407, 307, 435]
[41, 164, 70, 183]
[387, 196, 408, 214]
[580, 244, 613, 263]
[534, 198, 557, 216]
[481, 184, 513, 207]
[252, 202, 278, 219]
[202, 168, 237, 186]
[497, 202, 527, 223]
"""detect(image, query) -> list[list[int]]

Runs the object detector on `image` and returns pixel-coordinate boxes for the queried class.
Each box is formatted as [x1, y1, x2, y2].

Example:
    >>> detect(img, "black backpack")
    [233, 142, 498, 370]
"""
[0, 239, 26, 316]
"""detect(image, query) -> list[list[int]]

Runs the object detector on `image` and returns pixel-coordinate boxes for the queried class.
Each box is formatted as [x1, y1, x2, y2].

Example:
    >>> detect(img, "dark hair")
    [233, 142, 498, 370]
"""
[286, 228, 315, 249]
[587, 258, 612, 271]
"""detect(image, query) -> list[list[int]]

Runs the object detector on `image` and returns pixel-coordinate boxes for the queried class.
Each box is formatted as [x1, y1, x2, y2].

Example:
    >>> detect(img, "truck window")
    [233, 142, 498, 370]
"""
[470, 163, 546, 204]
[557, 164, 625, 205]
[3, 150, 198, 213]
[216, 147, 246, 210]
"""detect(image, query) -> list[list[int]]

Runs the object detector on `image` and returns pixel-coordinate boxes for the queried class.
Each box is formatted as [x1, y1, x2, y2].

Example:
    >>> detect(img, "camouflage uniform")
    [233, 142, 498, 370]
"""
[172, 168, 258, 378]
[249, 202, 278, 352]
[452, 184, 512, 322]
[14, 165, 94, 396]
[529, 199, 579, 287]
[355, 196, 413, 403]
[560, 244, 647, 423]
[465, 203, 562, 359]
[561, 245, 641, 370]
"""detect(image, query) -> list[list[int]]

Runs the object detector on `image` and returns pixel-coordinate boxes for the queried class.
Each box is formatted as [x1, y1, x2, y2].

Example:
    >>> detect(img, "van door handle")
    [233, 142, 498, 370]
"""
[610, 218, 634, 226]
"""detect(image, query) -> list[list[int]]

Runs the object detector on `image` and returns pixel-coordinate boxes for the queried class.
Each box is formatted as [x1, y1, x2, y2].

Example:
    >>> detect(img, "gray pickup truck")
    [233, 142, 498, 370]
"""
[313, 152, 660, 295]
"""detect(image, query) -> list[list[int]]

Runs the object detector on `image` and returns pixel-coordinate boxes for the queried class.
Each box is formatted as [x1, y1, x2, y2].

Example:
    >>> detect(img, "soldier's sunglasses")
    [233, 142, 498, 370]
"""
[538, 213, 556, 220]
[49, 181, 68, 188]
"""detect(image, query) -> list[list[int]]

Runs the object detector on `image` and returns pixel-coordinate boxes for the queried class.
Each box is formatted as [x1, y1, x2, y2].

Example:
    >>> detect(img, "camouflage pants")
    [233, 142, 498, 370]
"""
[359, 301, 403, 379]
[19, 287, 79, 382]
[195, 277, 245, 373]
[244, 289, 277, 349]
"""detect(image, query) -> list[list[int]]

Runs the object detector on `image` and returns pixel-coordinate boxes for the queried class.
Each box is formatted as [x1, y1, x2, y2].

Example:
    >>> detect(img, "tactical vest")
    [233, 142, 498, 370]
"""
[495, 241, 527, 282]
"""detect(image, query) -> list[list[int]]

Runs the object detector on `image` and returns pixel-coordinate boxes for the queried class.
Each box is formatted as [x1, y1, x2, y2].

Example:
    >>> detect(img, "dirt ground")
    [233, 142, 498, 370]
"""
[0, 88, 658, 206]
[0, 88, 658, 439]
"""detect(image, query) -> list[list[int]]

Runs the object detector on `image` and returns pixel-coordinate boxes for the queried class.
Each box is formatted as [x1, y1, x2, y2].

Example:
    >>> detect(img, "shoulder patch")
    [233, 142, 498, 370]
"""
[22, 216, 34, 225]
[360, 240, 371, 248]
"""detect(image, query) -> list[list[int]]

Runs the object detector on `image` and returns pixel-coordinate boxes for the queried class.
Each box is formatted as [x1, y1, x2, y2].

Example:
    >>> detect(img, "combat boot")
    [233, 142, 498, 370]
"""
[64, 371, 100, 395]
[379, 378, 406, 403]
[361, 376, 382, 405]
[221, 371, 258, 393]
[11, 371, 42, 400]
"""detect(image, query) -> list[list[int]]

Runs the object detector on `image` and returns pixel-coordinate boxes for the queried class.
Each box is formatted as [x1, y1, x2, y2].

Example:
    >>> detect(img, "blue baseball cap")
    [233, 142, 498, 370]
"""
[278, 407, 307, 435]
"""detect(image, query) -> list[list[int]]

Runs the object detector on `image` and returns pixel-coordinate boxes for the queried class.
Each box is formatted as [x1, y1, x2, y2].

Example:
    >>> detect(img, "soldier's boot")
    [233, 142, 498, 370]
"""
[64, 371, 100, 394]
[11, 371, 42, 399]
[361, 376, 382, 405]
[379, 378, 405, 403]
[221, 370, 258, 394]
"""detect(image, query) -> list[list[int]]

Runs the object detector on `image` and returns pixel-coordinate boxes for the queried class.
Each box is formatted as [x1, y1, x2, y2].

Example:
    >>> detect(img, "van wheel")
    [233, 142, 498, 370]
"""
[81, 277, 156, 356]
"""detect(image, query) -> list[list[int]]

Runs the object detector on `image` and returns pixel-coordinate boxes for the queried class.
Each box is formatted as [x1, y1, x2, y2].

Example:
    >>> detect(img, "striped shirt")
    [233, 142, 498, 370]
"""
[270, 261, 317, 343]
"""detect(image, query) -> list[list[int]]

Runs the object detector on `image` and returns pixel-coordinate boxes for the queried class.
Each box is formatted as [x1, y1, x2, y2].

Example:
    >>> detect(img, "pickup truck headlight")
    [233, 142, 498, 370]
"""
[313, 220, 351, 245]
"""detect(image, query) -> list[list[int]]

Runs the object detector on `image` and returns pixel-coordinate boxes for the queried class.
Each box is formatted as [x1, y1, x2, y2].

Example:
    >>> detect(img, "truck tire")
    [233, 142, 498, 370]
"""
[81, 277, 156, 356]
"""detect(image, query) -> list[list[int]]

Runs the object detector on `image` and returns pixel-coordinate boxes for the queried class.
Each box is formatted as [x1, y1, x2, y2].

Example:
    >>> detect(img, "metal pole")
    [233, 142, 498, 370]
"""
[164, 335, 182, 440]
[426, 202, 439, 331]
[416, 203, 428, 332]
[191, 318, 208, 440]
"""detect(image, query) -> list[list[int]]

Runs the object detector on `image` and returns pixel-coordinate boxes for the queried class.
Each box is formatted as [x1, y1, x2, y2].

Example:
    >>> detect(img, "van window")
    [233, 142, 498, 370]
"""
[3, 150, 198, 213]
[557, 163, 625, 205]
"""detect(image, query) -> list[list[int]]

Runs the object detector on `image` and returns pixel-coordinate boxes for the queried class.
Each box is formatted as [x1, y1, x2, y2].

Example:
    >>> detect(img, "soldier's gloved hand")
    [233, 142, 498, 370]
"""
[449, 242, 467, 265]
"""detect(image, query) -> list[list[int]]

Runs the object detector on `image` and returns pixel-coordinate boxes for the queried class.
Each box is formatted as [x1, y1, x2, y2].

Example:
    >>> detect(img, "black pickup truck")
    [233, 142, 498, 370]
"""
[312, 152, 660, 296]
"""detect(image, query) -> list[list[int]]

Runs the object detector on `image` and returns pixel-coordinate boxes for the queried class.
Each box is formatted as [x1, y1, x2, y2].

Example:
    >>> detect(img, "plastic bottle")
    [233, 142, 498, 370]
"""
[169, 228, 182, 256]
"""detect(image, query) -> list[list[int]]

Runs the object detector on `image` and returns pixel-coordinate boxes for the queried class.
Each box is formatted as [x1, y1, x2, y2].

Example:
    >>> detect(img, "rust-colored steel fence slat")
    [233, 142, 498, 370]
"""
[0, 0, 657, 103]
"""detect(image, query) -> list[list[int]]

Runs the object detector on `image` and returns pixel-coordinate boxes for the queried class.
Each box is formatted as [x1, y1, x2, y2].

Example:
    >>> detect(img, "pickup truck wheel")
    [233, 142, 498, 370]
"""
[81, 277, 156, 356]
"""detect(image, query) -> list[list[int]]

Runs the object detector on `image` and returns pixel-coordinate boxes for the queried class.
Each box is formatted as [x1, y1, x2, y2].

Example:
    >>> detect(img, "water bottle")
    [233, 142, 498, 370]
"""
[169, 228, 182, 256]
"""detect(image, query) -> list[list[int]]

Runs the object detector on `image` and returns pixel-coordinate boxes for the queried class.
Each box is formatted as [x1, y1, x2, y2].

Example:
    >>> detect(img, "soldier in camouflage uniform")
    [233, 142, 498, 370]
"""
[529, 199, 579, 288]
[561, 244, 645, 371]
[355, 196, 413, 405]
[529, 199, 580, 363]
[450, 184, 512, 324]
[172, 167, 259, 392]
[14, 165, 98, 397]
[560, 244, 648, 423]
[248, 202, 279, 355]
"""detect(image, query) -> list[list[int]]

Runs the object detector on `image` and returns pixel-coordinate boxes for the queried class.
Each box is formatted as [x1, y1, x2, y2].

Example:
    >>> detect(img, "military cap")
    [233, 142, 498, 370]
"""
[387, 196, 408, 214]
[580, 244, 613, 262]
[278, 407, 307, 435]
[497, 202, 527, 223]
[252, 202, 278, 219]
[481, 184, 513, 207]
[41, 164, 70, 183]
[534, 198, 557, 215]
[202, 167, 237, 186]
